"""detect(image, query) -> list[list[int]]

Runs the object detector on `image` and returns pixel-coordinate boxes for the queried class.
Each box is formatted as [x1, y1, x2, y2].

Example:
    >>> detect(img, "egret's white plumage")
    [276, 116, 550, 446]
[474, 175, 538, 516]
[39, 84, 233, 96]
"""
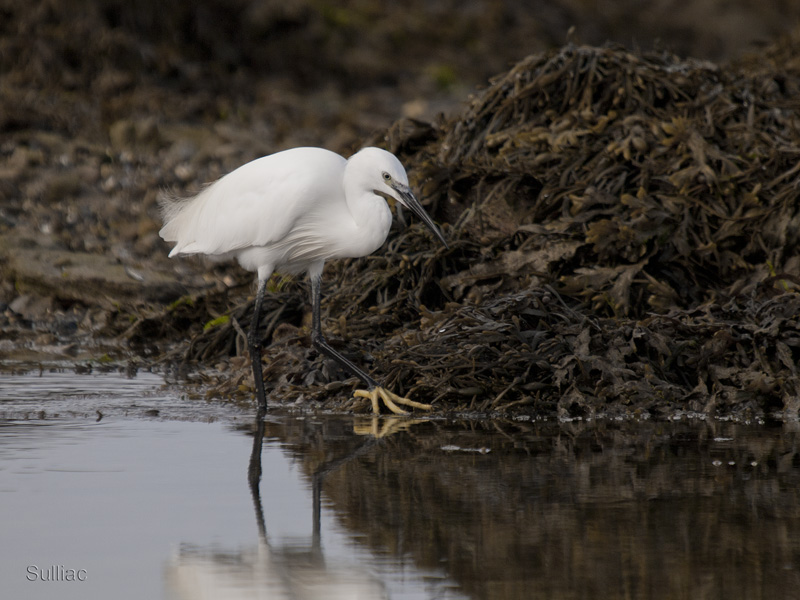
[159, 146, 446, 413]
[160, 147, 408, 281]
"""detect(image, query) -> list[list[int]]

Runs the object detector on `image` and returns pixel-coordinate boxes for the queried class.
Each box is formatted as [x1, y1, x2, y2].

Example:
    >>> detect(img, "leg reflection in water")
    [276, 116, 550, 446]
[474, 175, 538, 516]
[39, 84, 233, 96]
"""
[166, 409, 388, 599]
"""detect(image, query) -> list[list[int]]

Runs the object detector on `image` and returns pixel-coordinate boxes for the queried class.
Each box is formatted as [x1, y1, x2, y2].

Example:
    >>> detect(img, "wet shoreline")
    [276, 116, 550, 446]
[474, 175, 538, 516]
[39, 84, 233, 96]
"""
[3, 3, 800, 420]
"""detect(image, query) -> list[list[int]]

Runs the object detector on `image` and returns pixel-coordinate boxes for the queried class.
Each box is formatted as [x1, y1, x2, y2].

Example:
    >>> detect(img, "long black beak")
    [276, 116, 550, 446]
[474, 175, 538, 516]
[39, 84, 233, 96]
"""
[392, 182, 448, 249]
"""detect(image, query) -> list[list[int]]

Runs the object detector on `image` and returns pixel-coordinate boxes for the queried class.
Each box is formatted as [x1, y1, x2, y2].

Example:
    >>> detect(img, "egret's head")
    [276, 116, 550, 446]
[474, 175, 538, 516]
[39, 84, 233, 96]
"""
[350, 147, 448, 248]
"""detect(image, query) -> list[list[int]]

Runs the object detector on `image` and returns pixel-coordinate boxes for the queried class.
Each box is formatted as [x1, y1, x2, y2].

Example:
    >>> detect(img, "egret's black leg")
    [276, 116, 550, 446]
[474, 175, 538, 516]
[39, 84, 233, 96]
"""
[309, 276, 433, 414]
[249, 278, 269, 411]
[309, 275, 379, 389]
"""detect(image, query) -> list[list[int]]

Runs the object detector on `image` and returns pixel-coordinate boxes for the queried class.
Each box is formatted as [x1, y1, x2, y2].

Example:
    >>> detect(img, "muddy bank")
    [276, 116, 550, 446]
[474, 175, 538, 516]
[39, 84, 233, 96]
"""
[2, 2, 800, 420]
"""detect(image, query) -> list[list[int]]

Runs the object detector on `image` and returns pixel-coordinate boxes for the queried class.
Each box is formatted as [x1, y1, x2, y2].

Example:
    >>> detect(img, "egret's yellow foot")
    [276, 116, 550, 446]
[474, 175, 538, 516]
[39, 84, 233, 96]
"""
[353, 387, 433, 415]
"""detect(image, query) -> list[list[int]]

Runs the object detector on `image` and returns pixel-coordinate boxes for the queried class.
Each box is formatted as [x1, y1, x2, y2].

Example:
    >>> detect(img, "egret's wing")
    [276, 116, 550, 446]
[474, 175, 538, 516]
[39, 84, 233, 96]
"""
[159, 149, 347, 258]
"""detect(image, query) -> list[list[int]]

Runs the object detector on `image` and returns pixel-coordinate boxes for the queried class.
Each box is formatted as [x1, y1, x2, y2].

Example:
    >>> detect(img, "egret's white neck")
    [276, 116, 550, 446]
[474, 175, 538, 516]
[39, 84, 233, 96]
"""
[342, 189, 392, 257]
[340, 159, 394, 254]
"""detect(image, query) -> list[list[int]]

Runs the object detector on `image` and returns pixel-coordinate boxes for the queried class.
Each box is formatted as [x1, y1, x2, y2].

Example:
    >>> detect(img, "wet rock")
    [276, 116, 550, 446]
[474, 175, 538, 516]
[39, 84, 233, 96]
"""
[0, 233, 187, 305]
[109, 117, 163, 150]
[8, 294, 54, 320]
[109, 120, 135, 149]
[41, 171, 83, 203]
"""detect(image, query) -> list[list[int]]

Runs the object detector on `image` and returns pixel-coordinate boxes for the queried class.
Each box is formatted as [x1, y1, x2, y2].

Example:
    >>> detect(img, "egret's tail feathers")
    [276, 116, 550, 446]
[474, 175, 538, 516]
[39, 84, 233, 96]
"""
[157, 188, 208, 255]
[158, 190, 188, 236]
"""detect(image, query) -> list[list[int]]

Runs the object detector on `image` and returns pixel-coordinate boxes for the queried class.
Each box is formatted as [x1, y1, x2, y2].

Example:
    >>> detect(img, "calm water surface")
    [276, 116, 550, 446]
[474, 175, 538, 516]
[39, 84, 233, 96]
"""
[1, 368, 798, 599]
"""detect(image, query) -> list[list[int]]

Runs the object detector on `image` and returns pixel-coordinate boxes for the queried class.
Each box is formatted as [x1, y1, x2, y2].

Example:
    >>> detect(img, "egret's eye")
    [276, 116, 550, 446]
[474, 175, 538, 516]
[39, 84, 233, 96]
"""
[382, 172, 392, 182]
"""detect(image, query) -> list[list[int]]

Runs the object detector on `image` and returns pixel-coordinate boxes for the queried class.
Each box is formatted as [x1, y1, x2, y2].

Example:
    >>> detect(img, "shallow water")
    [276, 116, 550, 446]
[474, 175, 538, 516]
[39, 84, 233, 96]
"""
[1, 368, 799, 599]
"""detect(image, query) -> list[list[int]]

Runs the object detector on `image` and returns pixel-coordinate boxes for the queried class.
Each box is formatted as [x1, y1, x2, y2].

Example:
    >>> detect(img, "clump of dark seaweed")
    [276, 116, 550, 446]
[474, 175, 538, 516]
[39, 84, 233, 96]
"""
[406, 43, 800, 315]
[133, 38, 800, 419]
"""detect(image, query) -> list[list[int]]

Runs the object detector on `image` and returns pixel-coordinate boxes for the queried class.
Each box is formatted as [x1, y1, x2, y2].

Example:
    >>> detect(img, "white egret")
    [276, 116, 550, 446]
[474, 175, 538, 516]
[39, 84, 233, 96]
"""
[159, 147, 447, 414]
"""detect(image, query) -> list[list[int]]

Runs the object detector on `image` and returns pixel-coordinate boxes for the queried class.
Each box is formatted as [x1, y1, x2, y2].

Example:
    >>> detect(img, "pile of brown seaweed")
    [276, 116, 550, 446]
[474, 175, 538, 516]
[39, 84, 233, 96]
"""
[136, 39, 800, 419]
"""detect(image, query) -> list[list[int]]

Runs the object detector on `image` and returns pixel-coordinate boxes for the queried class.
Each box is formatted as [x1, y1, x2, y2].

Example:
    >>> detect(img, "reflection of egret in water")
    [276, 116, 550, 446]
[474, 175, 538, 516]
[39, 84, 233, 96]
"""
[165, 409, 387, 599]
